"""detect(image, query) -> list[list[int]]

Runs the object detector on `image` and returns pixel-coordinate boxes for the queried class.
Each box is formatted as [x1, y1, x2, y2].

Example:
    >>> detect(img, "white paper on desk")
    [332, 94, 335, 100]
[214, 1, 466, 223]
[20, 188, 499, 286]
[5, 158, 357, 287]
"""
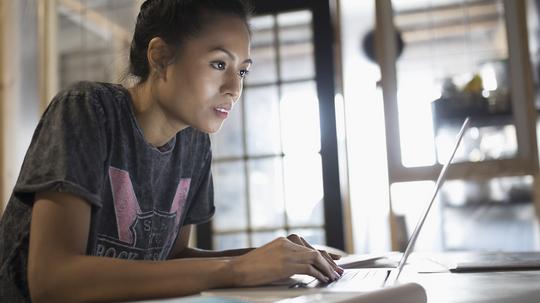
[407, 256, 450, 273]
[337, 253, 401, 269]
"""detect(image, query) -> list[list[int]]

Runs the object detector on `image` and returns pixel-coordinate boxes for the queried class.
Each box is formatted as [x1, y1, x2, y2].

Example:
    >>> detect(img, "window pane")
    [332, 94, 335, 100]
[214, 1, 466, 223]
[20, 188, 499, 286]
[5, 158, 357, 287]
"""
[435, 124, 517, 163]
[212, 161, 247, 231]
[85, 0, 138, 30]
[280, 81, 321, 154]
[57, 0, 135, 89]
[251, 230, 286, 247]
[214, 233, 249, 250]
[244, 85, 282, 155]
[249, 158, 285, 229]
[390, 181, 440, 251]
[278, 11, 315, 81]
[441, 176, 534, 207]
[391, 0, 515, 167]
[444, 203, 537, 251]
[60, 50, 114, 87]
[246, 15, 277, 85]
[290, 228, 325, 246]
[284, 154, 324, 226]
[211, 104, 244, 158]
[441, 176, 535, 251]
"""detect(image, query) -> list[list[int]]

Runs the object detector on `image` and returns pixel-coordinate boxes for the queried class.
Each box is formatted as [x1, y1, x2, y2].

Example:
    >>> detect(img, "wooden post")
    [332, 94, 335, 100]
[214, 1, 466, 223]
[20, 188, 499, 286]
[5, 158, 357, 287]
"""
[504, 0, 540, 239]
[0, 0, 18, 213]
[38, 0, 58, 111]
[0, 0, 17, 213]
[375, 0, 401, 251]
[329, 0, 354, 254]
[0, 0, 5, 213]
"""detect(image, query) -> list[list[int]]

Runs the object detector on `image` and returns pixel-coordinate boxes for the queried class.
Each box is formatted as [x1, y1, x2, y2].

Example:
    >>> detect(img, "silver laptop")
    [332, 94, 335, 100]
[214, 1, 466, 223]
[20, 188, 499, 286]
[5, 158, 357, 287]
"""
[289, 117, 471, 291]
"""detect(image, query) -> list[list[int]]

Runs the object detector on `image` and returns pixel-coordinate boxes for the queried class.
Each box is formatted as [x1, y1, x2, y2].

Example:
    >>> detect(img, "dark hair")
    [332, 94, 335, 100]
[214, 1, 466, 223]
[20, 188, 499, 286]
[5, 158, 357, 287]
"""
[129, 0, 252, 82]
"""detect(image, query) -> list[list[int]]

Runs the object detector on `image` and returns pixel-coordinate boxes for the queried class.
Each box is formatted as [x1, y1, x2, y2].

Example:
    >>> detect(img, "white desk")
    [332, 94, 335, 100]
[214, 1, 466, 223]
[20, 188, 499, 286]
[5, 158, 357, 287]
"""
[401, 252, 540, 303]
[135, 253, 540, 303]
[401, 270, 540, 303]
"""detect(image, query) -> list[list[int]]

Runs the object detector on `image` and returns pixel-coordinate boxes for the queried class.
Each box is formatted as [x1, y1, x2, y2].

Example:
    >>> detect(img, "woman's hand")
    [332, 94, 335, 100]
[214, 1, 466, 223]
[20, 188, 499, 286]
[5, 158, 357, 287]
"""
[230, 234, 344, 287]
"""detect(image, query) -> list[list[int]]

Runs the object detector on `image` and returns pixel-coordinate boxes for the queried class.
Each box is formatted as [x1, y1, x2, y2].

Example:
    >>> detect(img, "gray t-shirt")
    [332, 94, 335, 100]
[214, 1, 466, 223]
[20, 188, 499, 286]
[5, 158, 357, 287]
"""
[0, 81, 215, 302]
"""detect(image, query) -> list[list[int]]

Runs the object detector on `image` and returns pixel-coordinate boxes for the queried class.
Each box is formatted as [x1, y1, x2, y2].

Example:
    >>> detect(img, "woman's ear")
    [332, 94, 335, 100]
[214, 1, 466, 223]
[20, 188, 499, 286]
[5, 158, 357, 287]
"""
[147, 37, 175, 81]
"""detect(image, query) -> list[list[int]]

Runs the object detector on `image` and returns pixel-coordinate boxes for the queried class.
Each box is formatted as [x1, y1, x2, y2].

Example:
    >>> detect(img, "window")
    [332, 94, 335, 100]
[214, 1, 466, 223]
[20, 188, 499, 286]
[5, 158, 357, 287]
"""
[392, 0, 515, 167]
[378, 0, 540, 251]
[210, 10, 328, 249]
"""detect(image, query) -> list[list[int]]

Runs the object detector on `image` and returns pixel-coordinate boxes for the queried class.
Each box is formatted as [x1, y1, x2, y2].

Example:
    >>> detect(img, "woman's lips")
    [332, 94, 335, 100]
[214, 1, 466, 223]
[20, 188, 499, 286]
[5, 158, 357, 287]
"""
[214, 107, 230, 119]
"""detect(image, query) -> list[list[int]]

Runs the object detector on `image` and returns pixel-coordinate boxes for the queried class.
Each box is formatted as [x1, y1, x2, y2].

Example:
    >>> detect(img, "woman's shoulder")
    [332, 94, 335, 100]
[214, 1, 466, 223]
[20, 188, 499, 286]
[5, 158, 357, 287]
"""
[47, 81, 128, 116]
[55, 81, 125, 102]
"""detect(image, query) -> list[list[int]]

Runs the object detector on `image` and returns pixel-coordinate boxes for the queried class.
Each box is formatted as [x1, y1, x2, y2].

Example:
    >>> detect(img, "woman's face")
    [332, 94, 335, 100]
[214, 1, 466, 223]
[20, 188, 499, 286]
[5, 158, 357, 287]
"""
[155, 15, 251, 134]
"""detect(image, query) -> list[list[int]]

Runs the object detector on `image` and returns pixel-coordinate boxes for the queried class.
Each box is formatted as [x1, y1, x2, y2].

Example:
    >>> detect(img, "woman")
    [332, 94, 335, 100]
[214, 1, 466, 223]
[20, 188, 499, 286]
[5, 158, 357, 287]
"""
[0, 0, 343, 302]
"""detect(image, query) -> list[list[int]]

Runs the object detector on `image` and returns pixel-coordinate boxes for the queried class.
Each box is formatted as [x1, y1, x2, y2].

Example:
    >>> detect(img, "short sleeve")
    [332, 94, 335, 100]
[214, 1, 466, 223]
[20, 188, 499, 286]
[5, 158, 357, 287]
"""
[183, 142, 215, 226]
[13, 82, 108, 208]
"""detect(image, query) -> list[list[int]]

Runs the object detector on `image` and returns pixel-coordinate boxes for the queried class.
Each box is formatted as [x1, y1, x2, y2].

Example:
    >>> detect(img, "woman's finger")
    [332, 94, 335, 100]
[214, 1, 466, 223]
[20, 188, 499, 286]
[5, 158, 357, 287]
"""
[297, 236, 333, 264]
[302, 250, 340, 281]
[297, 235, 315, 249]
[296, 236, 343, 274]
[318, 249, 338, 266]
[286, 234, 305, 247]
[290, 249, 336, 280]
[319, 250, 344, 275]
[281, 237, 310, 252]
[286, 234, 342, 277]
[286, 235, 342, 261]
[329, 253, 342, 260]
[291, 264, 329, 283]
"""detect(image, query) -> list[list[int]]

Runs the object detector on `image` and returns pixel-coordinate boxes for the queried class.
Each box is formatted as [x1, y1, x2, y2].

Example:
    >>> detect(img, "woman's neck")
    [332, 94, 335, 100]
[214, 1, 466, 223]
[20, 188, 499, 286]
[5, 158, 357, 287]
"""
[127, 82, 189, 148]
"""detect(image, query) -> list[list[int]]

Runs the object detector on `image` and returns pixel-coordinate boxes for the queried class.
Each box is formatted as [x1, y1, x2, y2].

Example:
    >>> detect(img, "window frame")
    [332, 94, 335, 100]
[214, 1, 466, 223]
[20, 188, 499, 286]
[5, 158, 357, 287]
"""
[196, 0, 346, 251]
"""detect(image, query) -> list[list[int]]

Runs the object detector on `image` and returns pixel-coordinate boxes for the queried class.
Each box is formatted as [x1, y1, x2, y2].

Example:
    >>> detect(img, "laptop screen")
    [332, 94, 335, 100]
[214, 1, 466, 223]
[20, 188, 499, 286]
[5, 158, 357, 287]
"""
[387, 117, 471, 285]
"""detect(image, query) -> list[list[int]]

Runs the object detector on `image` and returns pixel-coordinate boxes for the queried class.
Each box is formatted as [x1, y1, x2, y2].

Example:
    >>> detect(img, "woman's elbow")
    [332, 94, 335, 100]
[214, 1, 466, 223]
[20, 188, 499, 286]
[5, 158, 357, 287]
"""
[28, 264, 54, 303]
[28, 261, 75, 303]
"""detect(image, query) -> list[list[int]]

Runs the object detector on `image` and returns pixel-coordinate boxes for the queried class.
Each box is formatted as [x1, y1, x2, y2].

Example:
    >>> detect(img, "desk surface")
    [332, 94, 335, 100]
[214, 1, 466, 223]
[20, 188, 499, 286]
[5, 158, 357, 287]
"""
[136, 252, 540, 303]
[402, 270, 540, 303]
[399, 252, 540, 303]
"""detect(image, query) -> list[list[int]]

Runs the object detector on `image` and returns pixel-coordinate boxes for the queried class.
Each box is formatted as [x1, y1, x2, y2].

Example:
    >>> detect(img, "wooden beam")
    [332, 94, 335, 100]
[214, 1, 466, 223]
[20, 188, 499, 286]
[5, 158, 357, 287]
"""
[395, 1, 499, 27]
[0, 0, 5, 213]
[329, 0, 354, 254]
[38, 0, 58, 111]
[0, 0, 19, 213]
[504, 0, 539, 172]
[395, 0, 496, 16]
[375, 0, 401, 251]
[0, 0, 18, 213]
[390, 159, 535, 183]
[402, 19, 501, 44]
[504, 0, 540, 228]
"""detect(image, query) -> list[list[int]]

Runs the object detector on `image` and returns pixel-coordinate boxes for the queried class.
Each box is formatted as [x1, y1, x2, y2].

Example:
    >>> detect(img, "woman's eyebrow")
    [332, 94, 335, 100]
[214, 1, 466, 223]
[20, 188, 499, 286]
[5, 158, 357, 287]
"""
[210, 47, 252, 64]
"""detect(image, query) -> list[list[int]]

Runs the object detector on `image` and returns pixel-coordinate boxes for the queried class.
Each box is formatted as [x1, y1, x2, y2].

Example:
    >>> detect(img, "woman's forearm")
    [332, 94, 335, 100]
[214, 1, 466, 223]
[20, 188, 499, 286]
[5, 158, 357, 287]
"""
[29, 254, 236, 303]
[173, 247, 255, 258]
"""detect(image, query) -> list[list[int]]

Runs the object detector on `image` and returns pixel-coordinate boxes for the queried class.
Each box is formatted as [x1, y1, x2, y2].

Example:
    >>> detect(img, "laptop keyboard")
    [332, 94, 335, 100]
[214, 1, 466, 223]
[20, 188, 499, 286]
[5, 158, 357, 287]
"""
[289, 269, 390, 290]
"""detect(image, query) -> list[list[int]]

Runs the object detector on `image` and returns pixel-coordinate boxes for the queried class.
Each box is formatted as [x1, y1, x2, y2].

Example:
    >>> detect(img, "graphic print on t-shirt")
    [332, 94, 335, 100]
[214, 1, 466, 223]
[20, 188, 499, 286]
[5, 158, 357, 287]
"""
[94, 167, 191, 260]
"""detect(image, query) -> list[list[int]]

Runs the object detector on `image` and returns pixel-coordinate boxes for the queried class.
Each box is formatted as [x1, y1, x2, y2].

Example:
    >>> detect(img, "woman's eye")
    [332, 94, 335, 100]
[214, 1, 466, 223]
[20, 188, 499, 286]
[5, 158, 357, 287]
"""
[211, 61, 226, 70]
[239, 69, 250, 79]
